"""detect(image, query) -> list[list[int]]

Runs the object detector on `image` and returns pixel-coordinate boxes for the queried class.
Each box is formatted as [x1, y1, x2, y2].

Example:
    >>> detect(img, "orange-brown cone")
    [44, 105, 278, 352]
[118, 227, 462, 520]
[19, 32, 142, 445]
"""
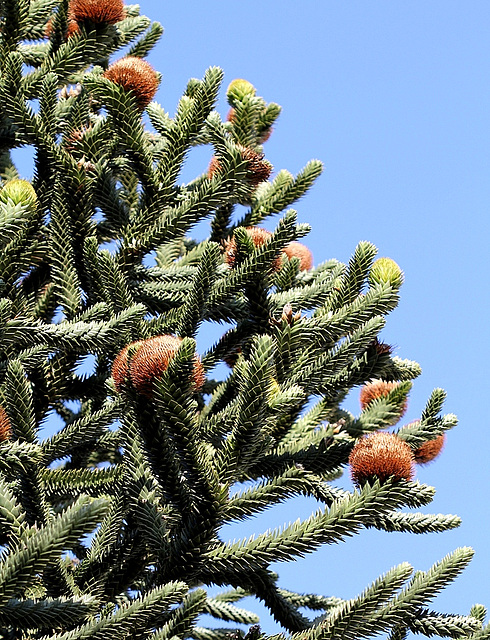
[259, 127, 273, 143]
[208, 147, 272, 187]
[360, 379, 407, 417]
[64, 124, 92, 153]
[349, 432, 415, 487]
[0, 407, 12, 442]
[223, 346, 242, 368]
[223, 226, 279, 269]
[69, 0, 125, 25]
[66, 17, 81, 36]
[282, 241, 313, 271]
[207, 156, 222, 181]
[414, 433, 445, 464]
[45, 17, 54, 37]
[128, 335, 205, 398]
[111, 340, 144, 393]
[103, 57, 159, 109]
[369, 337, 393, 356]
[45, 14, 80, 38]
[240, 147, 272, 186]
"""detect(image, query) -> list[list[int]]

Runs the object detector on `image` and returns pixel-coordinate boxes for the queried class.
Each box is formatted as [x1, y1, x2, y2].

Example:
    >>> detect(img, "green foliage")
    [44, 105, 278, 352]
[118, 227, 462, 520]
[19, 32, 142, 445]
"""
[0, 0, 483, 638]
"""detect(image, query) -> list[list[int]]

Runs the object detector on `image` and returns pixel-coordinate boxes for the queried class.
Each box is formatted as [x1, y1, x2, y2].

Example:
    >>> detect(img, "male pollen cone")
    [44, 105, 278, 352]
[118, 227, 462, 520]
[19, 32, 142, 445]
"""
[207, 156, 222, 181]
[0, 407, 12, 442]
[224, 226, 282, 270]
[369, 337, 393, 356]
[349, 432, 415, 487]
[240, 147, 272, 186]
[208, 147, 272, 187]
[69, 0, 125, 25]
[113, 335, 205, 398]
[111, 340, 144, 393]
[103, 57, 159, 109]
[414, 433, 445, 464]
[282, 241, 313, 271]
[45, 15, 81, 38]
[360, 379, 408, 417]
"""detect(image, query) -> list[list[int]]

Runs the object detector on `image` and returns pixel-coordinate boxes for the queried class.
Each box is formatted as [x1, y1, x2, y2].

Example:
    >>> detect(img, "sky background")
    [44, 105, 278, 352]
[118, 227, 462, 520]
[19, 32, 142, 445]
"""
[15, 1, 490, 636]
[140, 2, 490, 634]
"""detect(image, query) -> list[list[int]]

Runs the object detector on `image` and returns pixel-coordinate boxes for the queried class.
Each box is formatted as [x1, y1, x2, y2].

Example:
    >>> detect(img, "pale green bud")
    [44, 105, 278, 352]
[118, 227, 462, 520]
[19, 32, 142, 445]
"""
[369, 257, 404, 289]
[0, 179, 37, 212]
[226, 78, 256, 106]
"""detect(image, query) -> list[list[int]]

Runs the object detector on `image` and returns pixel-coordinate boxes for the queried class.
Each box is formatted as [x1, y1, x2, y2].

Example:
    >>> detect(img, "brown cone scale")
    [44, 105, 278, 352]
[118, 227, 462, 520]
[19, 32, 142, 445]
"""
[240, 147, 272, 186]
[259, 127, 273, 143]
[207, 156, 222, 181]
[349, 432, 415, 487]
[369, 338, 393, 356]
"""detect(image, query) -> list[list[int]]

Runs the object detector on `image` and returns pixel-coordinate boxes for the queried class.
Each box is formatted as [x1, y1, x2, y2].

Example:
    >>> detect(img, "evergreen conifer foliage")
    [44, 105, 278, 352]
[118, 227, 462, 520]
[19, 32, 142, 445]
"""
[0, 0, 486, 638]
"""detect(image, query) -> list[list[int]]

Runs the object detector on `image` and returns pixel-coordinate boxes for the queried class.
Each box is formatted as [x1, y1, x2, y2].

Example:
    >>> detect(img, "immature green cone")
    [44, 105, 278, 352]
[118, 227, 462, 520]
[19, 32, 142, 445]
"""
[0, 179, 37, 212]
[369, 257, 404, 290]
[226, 78, 256, 105]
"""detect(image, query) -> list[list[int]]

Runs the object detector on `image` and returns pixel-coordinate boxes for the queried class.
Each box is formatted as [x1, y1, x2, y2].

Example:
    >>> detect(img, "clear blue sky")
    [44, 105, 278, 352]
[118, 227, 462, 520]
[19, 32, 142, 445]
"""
[16, 1, 490, 635]
[141, 2, 490, 632]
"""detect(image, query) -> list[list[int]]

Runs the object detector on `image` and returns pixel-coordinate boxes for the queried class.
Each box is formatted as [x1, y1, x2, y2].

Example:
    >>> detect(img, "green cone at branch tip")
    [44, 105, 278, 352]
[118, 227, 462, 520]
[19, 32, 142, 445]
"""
[226, 78, 257, 106]
[0, 179, 37, 212]
[369, 257, 404, 290]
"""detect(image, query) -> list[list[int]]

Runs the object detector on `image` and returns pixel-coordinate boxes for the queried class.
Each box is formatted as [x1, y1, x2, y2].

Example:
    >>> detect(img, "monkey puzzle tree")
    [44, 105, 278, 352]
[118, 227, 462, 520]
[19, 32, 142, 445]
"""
[0, 0, 487, 638]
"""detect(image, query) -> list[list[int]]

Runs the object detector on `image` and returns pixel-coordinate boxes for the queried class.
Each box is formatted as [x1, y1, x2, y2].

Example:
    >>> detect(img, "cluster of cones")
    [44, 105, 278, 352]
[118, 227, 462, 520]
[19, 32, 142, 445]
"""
[349, 378, 446, 488]
[111, 339, 446, 491]
[46, 0, 126, 39]
[222, 226, 313, 272]
[46, 0, 159, 110]
[207, 148, 272, 188]
[42, 2, 443, 490]
[213, 83, 313, 271]
[208, 79, 274, 191]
